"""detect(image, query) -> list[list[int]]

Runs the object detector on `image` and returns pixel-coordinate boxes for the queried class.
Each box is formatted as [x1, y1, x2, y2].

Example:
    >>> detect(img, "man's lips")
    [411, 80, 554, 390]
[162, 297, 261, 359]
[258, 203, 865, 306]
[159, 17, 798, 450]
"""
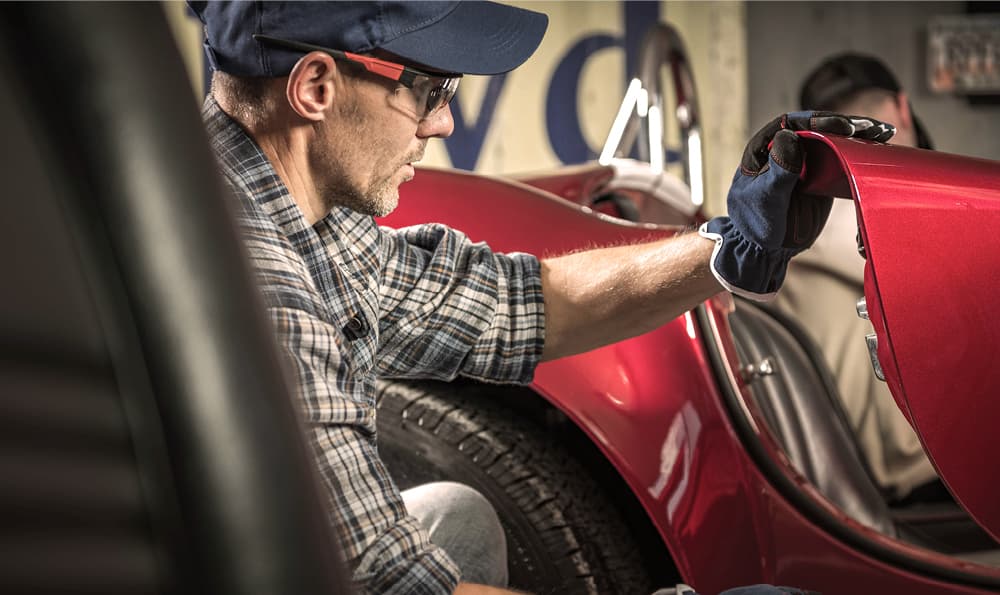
[401, 152, 422, 179]
[399, 145, 424, 182]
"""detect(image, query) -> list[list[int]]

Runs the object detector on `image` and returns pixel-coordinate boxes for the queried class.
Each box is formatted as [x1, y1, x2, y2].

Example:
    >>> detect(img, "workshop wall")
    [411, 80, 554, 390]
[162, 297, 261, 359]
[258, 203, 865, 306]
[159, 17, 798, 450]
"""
[747, 1, 1000, 161]
[165, 2, 1000, 217]
[163, 1, 746, 216]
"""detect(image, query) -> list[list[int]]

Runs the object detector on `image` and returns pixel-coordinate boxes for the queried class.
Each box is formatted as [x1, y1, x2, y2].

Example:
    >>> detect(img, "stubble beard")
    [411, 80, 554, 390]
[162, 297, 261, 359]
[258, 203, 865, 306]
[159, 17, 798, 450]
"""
[311, 99, 420, 218]
[321, 165, 400, 218]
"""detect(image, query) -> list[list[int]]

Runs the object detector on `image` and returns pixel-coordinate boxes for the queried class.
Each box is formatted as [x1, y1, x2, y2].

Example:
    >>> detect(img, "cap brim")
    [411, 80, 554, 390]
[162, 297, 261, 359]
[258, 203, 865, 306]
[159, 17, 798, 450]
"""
[380, 2, 548, 75]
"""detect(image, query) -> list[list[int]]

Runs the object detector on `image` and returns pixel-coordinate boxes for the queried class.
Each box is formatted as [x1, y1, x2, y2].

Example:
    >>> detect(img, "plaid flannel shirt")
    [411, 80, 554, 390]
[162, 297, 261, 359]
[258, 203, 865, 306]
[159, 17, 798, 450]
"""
[203, 98, 545, 594]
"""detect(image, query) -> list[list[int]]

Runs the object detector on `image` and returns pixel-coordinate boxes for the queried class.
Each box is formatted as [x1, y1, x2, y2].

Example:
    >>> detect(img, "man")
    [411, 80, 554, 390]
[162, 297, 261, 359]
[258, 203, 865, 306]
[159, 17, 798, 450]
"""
[776, 53, 938, 502]
[189, 3, 893, 593]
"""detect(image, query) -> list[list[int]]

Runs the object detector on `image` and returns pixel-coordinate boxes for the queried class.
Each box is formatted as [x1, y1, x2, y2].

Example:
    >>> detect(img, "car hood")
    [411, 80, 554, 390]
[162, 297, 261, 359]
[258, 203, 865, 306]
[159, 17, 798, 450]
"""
[797, 131, 1000, 542]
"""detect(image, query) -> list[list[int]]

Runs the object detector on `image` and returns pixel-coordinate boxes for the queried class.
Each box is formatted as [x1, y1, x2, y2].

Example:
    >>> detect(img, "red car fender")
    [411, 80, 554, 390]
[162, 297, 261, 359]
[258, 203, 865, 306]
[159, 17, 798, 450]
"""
[384, 168, 769, 586]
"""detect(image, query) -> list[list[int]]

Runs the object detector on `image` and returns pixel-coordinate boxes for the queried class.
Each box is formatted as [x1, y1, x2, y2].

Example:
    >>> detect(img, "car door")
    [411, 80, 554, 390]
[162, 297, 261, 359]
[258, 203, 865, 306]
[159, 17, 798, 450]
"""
[797, 131, 1000, 542]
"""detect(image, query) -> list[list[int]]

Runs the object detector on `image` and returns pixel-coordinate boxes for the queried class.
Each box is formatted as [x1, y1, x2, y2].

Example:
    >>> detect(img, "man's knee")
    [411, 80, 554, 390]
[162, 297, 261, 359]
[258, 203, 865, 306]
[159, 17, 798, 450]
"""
[402, 482, 508, 586]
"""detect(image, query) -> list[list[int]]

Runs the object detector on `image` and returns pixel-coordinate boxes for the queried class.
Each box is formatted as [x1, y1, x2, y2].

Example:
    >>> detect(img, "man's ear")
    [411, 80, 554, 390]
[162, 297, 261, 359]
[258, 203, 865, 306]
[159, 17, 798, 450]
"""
[285, 52, 339, 122]
[895, 91, 914, 130]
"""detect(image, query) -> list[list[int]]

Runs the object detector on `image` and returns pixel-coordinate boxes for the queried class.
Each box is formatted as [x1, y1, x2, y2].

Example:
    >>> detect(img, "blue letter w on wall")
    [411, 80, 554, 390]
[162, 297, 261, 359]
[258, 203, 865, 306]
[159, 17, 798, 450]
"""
[444, 74, 508, 171]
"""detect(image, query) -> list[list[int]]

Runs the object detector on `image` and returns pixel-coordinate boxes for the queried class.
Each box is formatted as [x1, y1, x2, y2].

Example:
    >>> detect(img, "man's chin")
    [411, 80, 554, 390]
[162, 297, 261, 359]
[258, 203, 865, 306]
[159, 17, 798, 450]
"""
[325, 187, 399, 218]
[368, 189, 400, 218]
[371, 198, 399, 218]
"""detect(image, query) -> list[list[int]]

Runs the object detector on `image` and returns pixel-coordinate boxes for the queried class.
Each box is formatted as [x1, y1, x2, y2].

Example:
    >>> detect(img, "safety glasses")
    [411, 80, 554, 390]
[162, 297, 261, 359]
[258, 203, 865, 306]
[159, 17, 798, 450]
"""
[254, 34, 461, 119]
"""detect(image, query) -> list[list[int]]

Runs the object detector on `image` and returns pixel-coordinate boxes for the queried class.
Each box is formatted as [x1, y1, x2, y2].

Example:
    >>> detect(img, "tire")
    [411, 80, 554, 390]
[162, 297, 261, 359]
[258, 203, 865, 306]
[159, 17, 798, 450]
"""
[375, 379, 655, 595]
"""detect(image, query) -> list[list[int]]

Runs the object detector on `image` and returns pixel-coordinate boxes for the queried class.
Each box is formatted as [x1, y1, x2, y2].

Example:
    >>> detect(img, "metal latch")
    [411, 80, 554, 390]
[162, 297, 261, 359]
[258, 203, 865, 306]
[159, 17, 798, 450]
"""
[856, 297, 885, 381]
[865, 334, 885, 381]
[741, 357, 776, 383]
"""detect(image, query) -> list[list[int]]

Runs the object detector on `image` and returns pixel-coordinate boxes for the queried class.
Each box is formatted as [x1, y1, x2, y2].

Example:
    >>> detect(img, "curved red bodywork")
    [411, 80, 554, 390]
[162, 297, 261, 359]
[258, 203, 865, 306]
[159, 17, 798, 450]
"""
[797, 132, 1000, 544]
[381, 143, 1000, 593]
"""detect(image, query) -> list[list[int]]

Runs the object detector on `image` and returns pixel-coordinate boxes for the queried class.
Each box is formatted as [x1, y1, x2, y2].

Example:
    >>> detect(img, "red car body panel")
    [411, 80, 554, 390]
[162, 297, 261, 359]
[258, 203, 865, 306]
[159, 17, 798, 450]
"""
[381, 147, 1000, 592]
[797, 132, 1000, 543]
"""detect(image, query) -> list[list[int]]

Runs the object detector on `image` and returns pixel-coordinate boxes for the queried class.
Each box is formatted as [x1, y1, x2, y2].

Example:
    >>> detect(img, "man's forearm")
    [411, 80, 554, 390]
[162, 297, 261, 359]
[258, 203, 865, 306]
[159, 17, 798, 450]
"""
[539, 231, 720, 361]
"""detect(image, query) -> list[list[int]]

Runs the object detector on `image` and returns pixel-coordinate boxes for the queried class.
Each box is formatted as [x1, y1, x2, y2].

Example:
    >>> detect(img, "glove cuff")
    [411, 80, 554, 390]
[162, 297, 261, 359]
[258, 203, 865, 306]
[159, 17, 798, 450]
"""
[698, 217, 796, 302]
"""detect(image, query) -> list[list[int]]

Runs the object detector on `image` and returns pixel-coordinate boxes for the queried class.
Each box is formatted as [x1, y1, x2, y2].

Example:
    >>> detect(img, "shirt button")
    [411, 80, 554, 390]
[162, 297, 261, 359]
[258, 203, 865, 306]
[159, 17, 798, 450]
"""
[343, 315, 368, 341]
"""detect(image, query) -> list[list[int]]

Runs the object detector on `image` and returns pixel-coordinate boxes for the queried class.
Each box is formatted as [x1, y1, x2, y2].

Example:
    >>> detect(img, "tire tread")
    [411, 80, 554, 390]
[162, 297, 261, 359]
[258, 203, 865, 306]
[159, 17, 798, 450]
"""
[376, 379, 653, 595]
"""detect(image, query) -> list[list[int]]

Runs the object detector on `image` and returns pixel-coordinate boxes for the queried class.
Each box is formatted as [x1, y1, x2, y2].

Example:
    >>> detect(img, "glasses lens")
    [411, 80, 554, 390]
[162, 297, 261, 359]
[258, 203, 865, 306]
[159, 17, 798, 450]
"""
[388, 74, 460, 120]
[421, 77, 460, 117]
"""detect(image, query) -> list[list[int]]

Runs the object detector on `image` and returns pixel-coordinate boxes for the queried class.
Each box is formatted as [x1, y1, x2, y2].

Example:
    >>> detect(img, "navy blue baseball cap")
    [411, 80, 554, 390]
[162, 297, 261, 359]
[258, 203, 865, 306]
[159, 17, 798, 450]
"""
[188, 1, 548, 77]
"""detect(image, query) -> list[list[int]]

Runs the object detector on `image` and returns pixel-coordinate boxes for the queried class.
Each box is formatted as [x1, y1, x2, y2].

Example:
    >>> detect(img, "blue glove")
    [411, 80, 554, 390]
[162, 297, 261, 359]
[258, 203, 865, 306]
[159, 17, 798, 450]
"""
[699, 111, 895, 301]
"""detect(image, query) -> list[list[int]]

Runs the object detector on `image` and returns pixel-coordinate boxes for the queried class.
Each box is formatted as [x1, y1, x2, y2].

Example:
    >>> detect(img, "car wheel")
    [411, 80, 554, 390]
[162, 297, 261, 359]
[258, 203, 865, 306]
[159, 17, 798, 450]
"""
[376, 379, 654, 595]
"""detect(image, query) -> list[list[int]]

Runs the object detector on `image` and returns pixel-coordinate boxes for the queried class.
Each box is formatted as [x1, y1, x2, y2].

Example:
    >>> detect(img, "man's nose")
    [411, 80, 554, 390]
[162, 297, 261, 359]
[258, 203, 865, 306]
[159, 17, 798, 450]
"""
[417, 103, 455, 139]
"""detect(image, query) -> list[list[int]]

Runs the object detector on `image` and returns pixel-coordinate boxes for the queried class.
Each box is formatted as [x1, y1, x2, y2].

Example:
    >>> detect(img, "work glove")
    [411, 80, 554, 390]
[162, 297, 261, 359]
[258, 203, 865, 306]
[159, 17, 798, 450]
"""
[699, 111, 895, 301]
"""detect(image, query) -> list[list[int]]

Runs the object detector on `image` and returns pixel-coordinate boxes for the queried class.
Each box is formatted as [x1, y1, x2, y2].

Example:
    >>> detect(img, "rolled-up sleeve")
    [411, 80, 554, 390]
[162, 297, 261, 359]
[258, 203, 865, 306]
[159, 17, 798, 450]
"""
[375, 223, 546, 383]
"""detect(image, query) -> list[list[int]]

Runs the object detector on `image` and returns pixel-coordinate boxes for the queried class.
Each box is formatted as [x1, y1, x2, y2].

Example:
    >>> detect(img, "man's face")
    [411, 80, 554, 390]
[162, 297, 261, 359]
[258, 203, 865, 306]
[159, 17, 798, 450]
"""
[311, 63, 455, 217]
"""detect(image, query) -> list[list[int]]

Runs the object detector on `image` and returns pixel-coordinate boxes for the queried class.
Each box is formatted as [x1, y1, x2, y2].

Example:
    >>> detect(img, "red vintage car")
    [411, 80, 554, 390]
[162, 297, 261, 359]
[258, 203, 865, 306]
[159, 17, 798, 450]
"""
[376, 24, 1000, 595]
[378, 135, 1000, 595]
[3, 4, 998, 595]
